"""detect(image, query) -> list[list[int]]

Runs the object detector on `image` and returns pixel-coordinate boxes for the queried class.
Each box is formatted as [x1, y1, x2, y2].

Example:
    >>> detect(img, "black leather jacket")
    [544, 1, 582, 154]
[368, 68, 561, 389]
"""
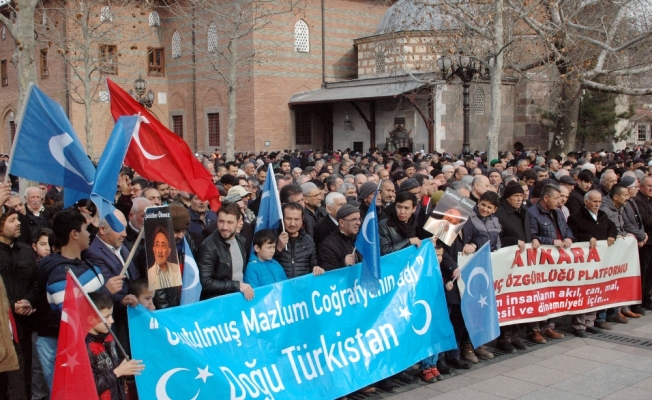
[197, 231, 247, 300]
[378, 220, 411, 256]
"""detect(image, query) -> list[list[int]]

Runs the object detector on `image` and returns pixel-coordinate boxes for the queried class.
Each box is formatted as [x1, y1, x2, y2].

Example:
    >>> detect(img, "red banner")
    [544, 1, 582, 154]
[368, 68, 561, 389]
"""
[460, 237, 641, 325]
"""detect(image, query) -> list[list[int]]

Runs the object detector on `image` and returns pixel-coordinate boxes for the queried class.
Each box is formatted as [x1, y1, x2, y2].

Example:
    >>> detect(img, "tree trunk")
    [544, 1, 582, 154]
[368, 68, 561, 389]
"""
[487, 0, 504, 161]
[10, 1, 40, 118]
[548, 63, 582, 159]
[226, 38, 238, 162]
[82, 1, 95, 159]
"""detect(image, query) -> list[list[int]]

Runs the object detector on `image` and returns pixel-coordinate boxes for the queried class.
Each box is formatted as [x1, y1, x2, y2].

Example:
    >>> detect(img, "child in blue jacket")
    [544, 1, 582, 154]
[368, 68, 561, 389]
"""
[244, 230, 287, 288]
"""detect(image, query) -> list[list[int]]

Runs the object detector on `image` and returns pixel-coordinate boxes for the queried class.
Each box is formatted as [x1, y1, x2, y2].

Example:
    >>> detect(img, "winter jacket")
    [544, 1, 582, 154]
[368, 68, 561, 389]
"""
[86, 332, 126, 400]
[313, 216, 338, 250]
[599, 196, 626, 236]
[197, 231, 247, 300]
[495, 198, 532, 247]
[318, 230, 362, 271]
[567, 207, 618, 242]
[0, 240, 39, 336]
[243, 254, 287, 288]
[25, 207, 52, 244]
[274, 229, 318, 278]
[468, 208, 502, 251]
[36, 253, 107, 338]
[633, 191, 652, 247]
[622, 199, 646, 242]
[304, 206, 328, 237]
[528, 202, 575, 245]
[378, 220, 411, 256]
[188, 208, 217, 237]
[567, 186, 589, 216]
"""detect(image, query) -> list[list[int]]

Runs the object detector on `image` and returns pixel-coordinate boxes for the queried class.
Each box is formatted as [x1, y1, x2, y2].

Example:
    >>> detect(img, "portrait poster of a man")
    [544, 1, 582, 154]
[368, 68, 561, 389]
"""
[144, 206, 182, 290]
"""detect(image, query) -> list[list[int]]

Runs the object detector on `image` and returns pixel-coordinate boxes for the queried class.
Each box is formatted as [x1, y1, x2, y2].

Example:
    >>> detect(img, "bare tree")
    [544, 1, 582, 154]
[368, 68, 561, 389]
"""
[39, 1, 154, 158]
[506, 0, 652, 158]
[0, 1, 41, 116]
[166, 0, 299, 161]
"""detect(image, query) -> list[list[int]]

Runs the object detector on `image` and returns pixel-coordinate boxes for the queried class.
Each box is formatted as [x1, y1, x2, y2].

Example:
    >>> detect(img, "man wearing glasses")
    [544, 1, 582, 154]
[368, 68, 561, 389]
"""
[318, 204, 362, 271]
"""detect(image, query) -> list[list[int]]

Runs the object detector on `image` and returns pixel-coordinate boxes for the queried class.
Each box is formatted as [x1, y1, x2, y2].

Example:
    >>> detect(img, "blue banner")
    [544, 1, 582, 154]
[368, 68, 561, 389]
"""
[128, 241, 456, 399]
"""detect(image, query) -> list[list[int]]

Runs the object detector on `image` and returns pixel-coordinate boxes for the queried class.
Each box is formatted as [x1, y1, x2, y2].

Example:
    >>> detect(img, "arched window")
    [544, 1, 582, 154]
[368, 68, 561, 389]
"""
[1, 25, 5, 41]
[42, 10, 47, 27]
[148, 11, 160, 27]
[172, 31, 181, 59]
[473, 88, 485, 115]
[294, 20, 309, 53]
[375, 50, 386, 74]
[100, 6, 113, 23]
[208, 23, 218, 53]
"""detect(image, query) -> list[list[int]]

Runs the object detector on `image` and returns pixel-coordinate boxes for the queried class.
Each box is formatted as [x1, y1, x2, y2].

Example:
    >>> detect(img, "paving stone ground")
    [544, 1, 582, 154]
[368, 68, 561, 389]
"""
[371, 312, 652, 400]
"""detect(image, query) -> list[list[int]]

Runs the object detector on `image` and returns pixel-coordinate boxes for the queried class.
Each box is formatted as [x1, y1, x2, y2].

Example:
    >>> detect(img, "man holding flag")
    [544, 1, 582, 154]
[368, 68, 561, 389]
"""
[318, 204, 362, 271]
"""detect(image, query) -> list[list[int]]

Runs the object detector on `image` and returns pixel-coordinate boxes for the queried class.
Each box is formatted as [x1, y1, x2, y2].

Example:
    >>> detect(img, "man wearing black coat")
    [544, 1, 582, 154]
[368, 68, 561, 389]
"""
[0, 210, 39, 399]
[494, 181, 539, 352]
[313, 192, 346, 250]
[567, 190, 618, 336]
[318, 205, 362, 271]
[495, 182, 538, 251]
[567, 170, 595, 216]
[197, 203, 250, 300]
[274, 203, 324, 278]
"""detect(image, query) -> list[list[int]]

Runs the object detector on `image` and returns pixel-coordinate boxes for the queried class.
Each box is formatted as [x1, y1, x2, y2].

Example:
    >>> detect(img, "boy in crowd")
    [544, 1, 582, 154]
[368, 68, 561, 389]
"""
[128, 278, 155, 311]
[244, 230, 288, 288]
[87, 292, 144, 400]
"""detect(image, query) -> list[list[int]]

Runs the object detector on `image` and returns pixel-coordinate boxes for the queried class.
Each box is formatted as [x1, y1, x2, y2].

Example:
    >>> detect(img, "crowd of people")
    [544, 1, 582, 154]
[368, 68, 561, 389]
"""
[0, 145, 651, 399]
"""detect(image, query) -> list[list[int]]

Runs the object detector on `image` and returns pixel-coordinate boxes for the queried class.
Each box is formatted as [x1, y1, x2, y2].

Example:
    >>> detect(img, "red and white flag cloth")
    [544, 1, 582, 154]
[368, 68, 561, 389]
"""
[107, 79, 222, 211]
[51, 273, 103, 400]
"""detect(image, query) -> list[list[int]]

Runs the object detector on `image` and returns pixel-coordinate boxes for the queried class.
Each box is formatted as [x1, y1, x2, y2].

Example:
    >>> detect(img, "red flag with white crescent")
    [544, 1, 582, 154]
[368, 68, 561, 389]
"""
[106, 79, 221, 211]
[51, 274, 102, 400]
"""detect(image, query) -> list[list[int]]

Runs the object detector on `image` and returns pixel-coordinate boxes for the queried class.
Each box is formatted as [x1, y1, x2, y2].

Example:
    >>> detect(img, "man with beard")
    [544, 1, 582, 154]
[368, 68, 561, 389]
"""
[0, 210, 38, 399]
[155, 182, 171, 205]
[274, 203, 325, 279]
[197, 203, 250, 300]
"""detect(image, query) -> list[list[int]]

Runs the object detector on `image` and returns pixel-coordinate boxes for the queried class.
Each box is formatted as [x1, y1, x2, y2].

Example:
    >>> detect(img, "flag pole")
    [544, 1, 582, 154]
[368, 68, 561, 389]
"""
[66, 269, 130, 360]
[5, 83, 35, 184]
[120, 229, 144, 277]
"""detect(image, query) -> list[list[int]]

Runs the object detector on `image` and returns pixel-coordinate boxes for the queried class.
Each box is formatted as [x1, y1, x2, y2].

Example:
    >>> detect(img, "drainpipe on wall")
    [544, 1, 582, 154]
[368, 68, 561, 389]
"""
[321, 0, 325, 88]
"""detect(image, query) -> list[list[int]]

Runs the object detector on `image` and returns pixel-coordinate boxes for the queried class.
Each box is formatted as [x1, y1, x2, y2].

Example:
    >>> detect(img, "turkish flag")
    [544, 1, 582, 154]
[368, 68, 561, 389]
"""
[51, 273, 103, 400]
[107, 79, 222, 211]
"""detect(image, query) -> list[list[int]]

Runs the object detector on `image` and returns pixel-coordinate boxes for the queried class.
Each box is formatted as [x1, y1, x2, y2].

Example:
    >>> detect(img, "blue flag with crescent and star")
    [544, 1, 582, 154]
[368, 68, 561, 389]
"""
[181, 237, 202, 305]
[355, 190, 381, 293]
[128, 241, 456, 400]
[9, 83, 96, 203]
[255, 163, 282, 232]
[459, 241, 500, 348]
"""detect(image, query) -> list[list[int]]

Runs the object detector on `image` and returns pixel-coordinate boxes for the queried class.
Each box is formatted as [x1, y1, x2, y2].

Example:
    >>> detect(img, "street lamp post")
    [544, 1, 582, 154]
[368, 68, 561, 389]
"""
[129, 75, 155, 108]
[437, 55, 480, 156]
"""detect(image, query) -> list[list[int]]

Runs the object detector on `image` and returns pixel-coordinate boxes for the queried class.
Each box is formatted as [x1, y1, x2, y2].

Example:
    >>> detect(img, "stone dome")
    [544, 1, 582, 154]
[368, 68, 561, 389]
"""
[375, 0, 456, 35]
